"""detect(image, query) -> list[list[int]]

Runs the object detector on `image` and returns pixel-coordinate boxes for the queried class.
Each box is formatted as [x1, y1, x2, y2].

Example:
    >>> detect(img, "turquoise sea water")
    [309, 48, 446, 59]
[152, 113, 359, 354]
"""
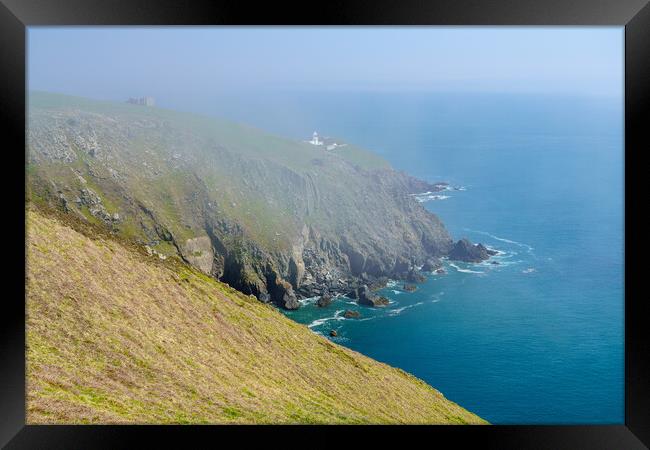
[193, 91, 624, 424]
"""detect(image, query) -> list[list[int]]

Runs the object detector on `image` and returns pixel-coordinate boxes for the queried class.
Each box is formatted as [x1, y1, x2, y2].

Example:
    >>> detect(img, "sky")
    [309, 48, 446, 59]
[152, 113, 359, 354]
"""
[27, 27, 623, 101]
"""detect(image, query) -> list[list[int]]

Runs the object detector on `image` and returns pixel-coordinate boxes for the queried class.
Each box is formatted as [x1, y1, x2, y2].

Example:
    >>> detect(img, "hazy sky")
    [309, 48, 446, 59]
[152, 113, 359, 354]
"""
[28, 27, 623, 100]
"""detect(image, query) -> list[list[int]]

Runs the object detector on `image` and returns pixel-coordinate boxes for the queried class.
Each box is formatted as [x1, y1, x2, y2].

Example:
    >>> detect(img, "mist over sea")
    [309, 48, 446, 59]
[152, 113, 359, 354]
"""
[187, 91, 624, 424]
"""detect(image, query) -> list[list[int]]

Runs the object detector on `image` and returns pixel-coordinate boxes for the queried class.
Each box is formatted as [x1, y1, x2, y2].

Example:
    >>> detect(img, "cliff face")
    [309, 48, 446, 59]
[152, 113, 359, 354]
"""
[27, 92, 455, 309]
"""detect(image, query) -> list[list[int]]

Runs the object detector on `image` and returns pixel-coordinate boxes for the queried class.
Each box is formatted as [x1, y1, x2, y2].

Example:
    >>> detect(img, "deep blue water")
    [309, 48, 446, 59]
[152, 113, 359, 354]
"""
[183, 91, 624, 424]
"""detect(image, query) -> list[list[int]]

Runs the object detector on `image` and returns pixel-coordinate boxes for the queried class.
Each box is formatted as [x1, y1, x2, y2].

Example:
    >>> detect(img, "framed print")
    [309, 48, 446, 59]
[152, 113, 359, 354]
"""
[1, 0, 648, 448]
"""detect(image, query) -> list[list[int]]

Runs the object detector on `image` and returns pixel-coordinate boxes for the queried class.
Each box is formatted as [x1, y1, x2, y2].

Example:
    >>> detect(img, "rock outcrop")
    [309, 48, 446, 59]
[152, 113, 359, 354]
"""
[75, 187, 121, 226]
[180, 236, 214, 275]
[343, 310, 361, 319]
[448, 238, 497, 263]
[316, 294, 333, 307]
[356, 285, 390, 307]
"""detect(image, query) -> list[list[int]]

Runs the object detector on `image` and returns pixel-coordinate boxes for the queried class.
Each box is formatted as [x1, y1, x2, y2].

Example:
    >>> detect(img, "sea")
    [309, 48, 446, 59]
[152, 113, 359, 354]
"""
[172, 90, 624, 424]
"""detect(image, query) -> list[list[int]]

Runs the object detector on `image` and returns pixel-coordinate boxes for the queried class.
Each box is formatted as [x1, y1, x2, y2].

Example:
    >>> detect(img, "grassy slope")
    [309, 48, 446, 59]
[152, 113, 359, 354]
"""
[26, 206, 485, 424]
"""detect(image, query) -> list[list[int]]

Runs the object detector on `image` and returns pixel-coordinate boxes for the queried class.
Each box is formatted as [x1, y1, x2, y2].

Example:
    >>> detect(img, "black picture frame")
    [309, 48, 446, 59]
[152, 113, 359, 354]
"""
[2, 0, 648, 448]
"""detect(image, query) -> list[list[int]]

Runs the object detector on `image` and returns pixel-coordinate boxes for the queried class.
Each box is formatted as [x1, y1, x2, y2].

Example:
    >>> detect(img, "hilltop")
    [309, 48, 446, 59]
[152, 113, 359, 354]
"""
[26, 205, 486, 424]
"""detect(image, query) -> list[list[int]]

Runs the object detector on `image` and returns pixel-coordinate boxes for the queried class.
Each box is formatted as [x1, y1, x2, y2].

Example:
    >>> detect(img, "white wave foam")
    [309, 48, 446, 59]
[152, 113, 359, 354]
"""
[480, 258, 524, 268]
[307, 310, 345, 329]
[357, 317, 377, 322]
[496, 251, 518, 259]
[391, 290, 402, 295]
[386, 279, 398, 288]
[464, 229, 534, 252]
[298, 296, 319, 306]
[388, 302, 424, 316]
[414, 194, 451, 203]
[522, 268, 536, 274]
[449, 263, 484, 274]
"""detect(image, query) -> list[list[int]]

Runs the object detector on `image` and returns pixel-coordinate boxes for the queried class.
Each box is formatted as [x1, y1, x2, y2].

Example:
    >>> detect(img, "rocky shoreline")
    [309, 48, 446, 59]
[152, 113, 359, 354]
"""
[287, 241, 495, 310]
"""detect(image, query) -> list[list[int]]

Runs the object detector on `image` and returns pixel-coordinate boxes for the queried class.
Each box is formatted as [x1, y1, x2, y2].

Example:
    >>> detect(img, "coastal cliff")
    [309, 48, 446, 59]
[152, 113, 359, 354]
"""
[28, 91, 490, 310]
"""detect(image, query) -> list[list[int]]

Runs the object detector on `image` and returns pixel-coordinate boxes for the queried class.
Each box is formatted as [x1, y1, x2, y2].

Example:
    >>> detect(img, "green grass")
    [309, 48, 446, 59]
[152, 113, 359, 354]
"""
[26, 205, 487, 425]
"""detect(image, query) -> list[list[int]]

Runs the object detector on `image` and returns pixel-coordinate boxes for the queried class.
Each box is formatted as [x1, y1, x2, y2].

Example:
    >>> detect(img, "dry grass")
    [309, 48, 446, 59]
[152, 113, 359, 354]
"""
[26, 206, 486, 424]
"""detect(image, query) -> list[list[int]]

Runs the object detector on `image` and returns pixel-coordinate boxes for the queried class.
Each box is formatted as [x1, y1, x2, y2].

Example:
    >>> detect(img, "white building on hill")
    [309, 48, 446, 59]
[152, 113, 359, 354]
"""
[309, 131, 323, 146]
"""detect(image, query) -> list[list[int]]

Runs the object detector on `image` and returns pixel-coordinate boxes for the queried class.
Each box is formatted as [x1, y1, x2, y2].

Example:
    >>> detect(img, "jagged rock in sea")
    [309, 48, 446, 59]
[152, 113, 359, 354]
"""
[403, 284, 417, 292]
[316, 294, 332, 307]
[357, 285, 390, 307]
[343, 310, 361, 319]
[376, 296, 390, 306]
[448, 238, 496, 263]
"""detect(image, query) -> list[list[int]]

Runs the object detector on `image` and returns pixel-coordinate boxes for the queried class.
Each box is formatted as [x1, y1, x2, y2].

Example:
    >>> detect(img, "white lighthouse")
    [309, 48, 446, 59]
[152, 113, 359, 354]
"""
[309, 131, 323, 146]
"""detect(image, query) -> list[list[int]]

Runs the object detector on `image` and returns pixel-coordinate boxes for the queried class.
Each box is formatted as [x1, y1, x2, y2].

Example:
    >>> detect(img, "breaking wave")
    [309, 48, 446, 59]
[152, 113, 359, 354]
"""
[388, 302, 424, 316]
[307, 310, 345, 329]
[449, 263, 484, 274]
[298, 296, 319, 306]
[413, 194, 451, 203]
[463, 228, 534, 253]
